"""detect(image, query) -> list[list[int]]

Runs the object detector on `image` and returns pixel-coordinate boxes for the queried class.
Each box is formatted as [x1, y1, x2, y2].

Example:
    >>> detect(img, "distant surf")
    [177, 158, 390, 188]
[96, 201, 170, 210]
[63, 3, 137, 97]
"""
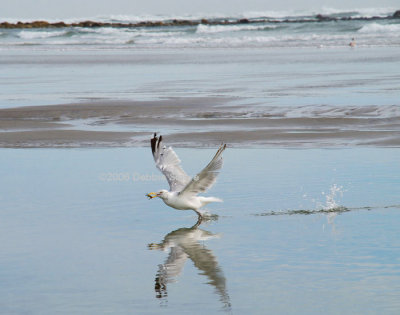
[1, 8, 399, 49]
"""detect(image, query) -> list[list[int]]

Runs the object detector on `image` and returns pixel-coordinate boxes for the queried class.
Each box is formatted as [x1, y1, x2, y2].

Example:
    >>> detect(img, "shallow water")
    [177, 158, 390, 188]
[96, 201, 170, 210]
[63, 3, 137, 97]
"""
[1, 147, 399, 314]
[1, 47, 399, 109]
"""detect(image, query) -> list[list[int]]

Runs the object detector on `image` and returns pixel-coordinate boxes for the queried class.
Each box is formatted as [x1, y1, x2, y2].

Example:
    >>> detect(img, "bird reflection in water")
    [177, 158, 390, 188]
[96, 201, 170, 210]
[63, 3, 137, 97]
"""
[148, 219, 231, 310]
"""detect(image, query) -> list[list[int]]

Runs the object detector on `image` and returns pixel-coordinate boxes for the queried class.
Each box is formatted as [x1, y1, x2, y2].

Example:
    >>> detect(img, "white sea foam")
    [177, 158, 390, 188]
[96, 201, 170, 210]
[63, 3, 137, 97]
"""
[94, 13, 229, 23]
[82, 7, 398, 23]
[135, 32, 370, 48]
[319, 7, 396, 17]
[358, 22, 400, 34]
[81, 27, 132, 35]
[196, 24, 276, 34]
[139, 31, 187, 37]
[240, 10, 309, 19]
[0, 7, 397, 24]
[136, 35, 281, 47]
[18, 30, 67, 39]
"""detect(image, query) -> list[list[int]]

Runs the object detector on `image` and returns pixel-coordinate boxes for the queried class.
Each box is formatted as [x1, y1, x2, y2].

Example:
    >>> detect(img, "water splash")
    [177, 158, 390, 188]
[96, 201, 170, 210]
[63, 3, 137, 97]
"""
[320, 184, 344, 227]
[254, 184, 347, 217]
[321, 184, 344, 211]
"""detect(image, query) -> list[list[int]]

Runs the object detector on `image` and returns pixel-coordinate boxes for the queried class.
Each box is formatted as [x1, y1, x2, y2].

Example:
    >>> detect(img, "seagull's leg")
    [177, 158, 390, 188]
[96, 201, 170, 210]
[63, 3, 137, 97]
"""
[193, 209, 203, 227]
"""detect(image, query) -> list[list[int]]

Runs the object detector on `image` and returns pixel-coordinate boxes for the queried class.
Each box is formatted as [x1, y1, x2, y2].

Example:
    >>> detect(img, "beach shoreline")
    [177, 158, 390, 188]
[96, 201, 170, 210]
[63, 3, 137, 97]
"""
[1, 98, 400, 148]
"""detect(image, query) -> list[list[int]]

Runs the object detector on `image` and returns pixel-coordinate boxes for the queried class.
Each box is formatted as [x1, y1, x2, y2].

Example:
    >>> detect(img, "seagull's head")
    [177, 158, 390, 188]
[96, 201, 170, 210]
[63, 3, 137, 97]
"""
[146, 189, 169, 200]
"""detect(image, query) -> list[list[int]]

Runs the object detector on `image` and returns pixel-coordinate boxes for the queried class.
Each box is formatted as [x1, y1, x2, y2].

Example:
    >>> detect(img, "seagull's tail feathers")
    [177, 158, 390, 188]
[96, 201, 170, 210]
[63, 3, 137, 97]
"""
[199, 196, 223, 207]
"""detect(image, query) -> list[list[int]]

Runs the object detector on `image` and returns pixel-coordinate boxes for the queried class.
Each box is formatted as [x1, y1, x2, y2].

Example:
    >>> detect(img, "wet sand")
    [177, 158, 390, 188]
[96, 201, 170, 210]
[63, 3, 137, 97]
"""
[1, 98, 400, 148]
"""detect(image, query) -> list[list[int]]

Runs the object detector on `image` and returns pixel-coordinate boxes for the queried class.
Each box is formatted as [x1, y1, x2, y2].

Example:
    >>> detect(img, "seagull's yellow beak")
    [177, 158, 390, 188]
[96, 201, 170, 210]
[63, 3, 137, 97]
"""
[146, 192, 158, 199]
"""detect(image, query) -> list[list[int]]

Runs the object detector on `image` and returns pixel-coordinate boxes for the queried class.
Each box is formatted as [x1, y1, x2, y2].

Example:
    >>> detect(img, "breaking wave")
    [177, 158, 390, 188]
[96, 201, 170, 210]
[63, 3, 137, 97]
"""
[196, 24, 276, 34]
[1, 8, 400, 50]
[18, 30, 69, 39]
[358, 22, 400, 34]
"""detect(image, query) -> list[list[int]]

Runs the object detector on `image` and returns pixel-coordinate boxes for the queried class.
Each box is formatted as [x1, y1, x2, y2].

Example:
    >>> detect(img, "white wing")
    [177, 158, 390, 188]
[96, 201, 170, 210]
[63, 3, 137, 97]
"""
[151, 134, 191, 192]
[179, 144, 226, 196]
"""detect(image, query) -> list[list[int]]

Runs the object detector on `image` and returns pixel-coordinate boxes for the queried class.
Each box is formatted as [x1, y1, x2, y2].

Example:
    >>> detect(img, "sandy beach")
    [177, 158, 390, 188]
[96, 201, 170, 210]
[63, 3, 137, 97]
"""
[1, 98, 400, 147]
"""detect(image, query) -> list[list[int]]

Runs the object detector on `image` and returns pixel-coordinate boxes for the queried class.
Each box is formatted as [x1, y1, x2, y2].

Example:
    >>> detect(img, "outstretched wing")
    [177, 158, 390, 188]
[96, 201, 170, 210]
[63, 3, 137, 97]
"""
[179, 143, 226, 196]
[151, 134, 191, 192]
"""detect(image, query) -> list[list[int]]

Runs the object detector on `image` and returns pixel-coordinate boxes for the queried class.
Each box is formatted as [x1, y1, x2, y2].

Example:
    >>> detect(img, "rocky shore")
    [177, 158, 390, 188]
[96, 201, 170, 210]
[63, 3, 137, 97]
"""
[1, 10, 399, 29]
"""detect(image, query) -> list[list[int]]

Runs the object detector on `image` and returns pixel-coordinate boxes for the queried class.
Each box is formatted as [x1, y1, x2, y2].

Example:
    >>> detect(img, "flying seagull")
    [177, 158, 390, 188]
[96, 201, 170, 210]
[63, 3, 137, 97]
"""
[146, 134, 226, 221]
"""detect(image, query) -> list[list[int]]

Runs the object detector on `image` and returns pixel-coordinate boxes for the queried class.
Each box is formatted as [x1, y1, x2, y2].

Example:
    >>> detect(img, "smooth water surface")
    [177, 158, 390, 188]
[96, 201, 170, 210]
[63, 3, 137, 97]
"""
[0, 147, 399, 314]
[1, 47, 399, 108]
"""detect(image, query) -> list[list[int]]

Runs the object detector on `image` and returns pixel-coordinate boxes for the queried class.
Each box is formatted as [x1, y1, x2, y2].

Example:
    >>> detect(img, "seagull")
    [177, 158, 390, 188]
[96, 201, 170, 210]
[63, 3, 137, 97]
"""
[146, 133, 226, 221]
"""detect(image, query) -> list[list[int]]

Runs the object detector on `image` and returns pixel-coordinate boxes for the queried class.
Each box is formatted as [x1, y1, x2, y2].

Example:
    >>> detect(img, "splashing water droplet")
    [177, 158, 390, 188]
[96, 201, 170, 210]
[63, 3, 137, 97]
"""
[323, 184, 344, 210]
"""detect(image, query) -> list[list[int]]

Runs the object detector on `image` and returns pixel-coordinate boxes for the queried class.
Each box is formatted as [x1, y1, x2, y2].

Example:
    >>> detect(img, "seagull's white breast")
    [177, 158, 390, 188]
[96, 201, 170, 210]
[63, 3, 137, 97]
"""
[162, 192, 201, 210]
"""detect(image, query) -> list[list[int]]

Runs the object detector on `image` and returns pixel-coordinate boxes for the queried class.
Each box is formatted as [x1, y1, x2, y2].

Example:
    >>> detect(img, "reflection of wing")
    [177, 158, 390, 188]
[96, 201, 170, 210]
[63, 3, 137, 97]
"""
[180, 144, 226, 196]
[151, 225, 231, 309]
[155, 246, 188, 299]
[151, 134, 191, 192]
[181, 241, 230, 308]
[155, 225, 230, 308]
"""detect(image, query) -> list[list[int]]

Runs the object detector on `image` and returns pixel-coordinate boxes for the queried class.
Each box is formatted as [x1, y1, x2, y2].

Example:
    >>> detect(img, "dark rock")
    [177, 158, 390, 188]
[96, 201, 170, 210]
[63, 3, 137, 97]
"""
[201, 19, 209, 24]
[31, 20, 50, 28]
[316, 14, 336, 21]
[153, 21, 164, 26]
[51, 22, 68, 27]
[0, 22, 12, 28]
[79, 20, 101, 27]
[393, 10, 400, 18]
[238, 18, 249, 24]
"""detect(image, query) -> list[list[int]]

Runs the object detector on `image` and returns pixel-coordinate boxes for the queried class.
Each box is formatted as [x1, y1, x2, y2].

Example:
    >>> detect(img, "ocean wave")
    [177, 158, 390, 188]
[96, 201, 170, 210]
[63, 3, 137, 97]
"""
[135, 33, 356, 48]
[79, 7, 398, 23]
[358, 22, 400, 34]
[196, 24, 276, 34]
[2, 7, 396, 25]
[94, 13, 232, 23]
[240, 10, 308, 19]
[318, 6, 396, 18]
[18, 30, 68, 39]
[80, 27, 132, 35]
[1, 9, 400, 50]
[47, 38, 135, 45]
[135, 35, 281, 47]
[81, 27, 185, 37]
[140, 31, 187, 37]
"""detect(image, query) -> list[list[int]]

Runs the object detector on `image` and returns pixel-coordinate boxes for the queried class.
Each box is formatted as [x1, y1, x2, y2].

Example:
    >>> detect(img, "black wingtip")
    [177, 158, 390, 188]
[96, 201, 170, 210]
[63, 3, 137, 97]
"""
[158, 135, 163, 149]
[151, 133, 158, 155]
